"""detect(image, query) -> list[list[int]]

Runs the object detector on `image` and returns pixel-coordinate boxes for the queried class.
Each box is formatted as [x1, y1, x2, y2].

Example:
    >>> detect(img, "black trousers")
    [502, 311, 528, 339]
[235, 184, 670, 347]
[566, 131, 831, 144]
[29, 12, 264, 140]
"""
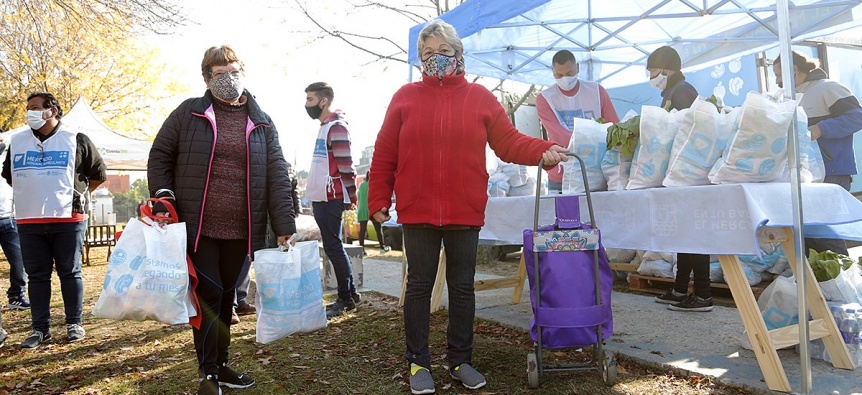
[673, 253, 711, 299]
[358, 219, 385, 248]
[189, 236, 248, 376]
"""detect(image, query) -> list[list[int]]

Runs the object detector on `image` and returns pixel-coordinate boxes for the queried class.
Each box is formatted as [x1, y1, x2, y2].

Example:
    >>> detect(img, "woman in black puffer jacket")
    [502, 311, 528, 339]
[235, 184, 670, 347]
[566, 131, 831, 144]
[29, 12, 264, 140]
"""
[147, 45, 295, 395]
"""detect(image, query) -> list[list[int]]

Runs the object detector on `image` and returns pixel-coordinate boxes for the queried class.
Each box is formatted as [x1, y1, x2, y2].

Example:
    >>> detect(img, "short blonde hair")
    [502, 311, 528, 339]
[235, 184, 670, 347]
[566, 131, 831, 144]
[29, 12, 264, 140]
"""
[201, 45, 244, 78]
[417, 20, 463, 59]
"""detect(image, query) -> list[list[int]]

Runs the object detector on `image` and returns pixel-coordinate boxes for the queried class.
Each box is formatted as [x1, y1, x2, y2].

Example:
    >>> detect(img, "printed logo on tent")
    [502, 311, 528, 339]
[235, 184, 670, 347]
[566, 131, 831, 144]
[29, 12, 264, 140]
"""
[13, 150, 71, 170]
[650, 205, 677, 236]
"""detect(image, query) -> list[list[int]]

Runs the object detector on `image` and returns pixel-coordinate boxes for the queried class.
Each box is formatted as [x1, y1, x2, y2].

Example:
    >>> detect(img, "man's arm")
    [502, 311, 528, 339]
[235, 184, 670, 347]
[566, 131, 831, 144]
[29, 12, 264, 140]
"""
[77, 133, 108, 191]
[2, 145, 11, 186]
[598, 85, 621, 124]
[329, 123, 357, 204]
[536, 93, 573, 147]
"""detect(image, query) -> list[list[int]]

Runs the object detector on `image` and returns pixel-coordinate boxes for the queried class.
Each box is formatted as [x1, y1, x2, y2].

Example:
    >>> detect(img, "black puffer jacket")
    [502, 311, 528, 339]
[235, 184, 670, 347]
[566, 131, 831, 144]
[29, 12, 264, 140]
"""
[147, 90, 295, 255]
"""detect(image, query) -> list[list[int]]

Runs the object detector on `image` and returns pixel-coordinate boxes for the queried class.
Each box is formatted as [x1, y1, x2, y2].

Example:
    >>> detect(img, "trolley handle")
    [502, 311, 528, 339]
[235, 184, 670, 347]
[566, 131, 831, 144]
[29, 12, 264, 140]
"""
[533, 153, 597, 232]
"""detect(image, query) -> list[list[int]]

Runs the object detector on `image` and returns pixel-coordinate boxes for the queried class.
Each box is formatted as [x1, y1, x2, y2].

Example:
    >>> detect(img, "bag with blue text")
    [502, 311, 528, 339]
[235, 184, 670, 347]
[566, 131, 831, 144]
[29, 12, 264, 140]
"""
[92, 200, 199, 325]
[523, 195, 613, 348]
[254, 240, 327, 344]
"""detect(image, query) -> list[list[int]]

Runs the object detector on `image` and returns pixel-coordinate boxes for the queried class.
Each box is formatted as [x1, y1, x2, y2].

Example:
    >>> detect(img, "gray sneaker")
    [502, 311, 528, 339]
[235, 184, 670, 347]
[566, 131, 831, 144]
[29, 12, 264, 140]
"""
[409, 363, 435, 394]
[66, 324, 86, 342]
[21, 330, 51, 349]
[450, 363, 486, 390]
[0, 328, 7, 348]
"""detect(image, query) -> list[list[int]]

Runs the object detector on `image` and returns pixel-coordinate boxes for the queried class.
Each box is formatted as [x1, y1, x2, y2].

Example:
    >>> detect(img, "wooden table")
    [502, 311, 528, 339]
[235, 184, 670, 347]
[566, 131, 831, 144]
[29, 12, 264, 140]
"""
[445, 183, 862, 392]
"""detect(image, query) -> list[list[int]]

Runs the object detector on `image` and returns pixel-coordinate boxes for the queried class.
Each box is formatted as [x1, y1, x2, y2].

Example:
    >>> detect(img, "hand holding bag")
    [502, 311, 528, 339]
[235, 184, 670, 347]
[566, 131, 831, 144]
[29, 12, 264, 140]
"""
[254, 240, 327, 344]
[93, 199, 200, 326]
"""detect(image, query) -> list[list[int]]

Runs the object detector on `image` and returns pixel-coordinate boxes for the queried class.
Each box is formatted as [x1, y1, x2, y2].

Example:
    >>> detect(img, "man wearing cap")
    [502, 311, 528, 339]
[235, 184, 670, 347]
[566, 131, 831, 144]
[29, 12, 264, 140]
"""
[536, 50, 620, 192]
[646, 45, 698, 112]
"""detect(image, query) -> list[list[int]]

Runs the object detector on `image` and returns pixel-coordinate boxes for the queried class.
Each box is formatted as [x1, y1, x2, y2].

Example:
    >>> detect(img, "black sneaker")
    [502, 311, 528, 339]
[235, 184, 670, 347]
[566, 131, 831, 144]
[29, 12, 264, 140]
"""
[326, 293, 361, 308]
[654, 288, 687, 304]
[0, 328, 8, 348]
[667, 294, 714, 312]
[21, 330, 51, 349]
[198, 374, 222, 395]
[217, 364, 255, 389]
[325, 298, 356, 319]
[7, 296, 31, 310]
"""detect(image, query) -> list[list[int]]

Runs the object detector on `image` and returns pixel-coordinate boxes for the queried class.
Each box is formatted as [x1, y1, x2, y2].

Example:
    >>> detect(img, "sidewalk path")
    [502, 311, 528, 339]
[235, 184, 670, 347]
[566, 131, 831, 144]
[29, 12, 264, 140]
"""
[356, 257, 862, 395]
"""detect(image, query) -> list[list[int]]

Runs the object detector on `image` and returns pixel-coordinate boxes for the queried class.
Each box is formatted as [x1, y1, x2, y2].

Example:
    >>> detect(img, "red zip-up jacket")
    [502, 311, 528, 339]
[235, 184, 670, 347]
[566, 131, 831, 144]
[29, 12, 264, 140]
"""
[368, 73, 555, 227]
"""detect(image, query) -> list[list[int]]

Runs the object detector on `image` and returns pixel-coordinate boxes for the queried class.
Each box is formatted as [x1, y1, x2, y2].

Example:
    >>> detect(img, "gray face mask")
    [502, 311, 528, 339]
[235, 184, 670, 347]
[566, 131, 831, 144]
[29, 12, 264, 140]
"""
[208, 72, 244, 101]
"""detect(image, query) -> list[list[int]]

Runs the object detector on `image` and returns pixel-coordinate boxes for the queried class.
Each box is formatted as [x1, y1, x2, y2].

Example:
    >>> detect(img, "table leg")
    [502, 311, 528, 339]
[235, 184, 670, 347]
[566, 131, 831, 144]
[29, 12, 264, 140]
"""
[718, 255, 791, 392]
[399, 237, 408, 307]
[430, 247, 447, 312]
[779, 228, 854, 369]
[511, 251, 527, 304]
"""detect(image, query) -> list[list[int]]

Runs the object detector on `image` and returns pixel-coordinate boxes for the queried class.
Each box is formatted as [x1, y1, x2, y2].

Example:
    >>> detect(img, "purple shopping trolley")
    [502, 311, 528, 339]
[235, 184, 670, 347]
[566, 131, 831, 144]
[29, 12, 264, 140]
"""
[523, 153, 616, 388]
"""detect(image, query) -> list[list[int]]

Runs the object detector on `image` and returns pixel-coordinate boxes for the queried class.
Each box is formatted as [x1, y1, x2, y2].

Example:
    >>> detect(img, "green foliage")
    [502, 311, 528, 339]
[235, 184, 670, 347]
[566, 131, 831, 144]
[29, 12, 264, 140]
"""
[606, 116, 640, 157]
[111, 178, 149, 220]
[0, 1, 187, 135]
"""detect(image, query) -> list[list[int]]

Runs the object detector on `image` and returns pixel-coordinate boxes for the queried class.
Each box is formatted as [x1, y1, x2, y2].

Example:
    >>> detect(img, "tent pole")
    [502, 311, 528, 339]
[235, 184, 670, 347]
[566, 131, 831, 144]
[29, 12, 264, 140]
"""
[777, 0, 811, 393]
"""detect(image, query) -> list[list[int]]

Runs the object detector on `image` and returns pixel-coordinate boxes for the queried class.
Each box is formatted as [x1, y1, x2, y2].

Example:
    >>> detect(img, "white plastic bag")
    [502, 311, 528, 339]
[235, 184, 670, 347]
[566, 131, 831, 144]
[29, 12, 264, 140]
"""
[601, 147, 632, 191]
[637, 259, 675, 278]
[709, 91, 798, 183]
[627, 106, 685, 189]
[663, 100, 737, 187]
[562, 118, 610, 193]
[255, 241, 327, 344]
[793, 106, 826, 183]
[93, 217, 194, 325]
[757, 276, 798, 330]
[819, 264, 862, 304]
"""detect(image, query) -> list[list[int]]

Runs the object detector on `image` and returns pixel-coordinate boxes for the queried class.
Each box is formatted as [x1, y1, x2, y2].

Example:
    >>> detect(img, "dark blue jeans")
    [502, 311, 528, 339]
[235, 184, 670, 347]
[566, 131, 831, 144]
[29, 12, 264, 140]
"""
[313, 200, 356, 301]
[0, 217, 26, 300]
[18, 221, 86, 332]
[402, 227, 478, 369]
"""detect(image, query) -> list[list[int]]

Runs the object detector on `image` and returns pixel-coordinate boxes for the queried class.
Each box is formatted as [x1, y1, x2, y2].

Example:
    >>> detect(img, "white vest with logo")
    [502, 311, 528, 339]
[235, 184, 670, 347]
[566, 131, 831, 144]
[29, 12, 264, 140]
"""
[541, 80, 603, 130]
[10, 126, 78, 219]
[306, 120, 350, 203]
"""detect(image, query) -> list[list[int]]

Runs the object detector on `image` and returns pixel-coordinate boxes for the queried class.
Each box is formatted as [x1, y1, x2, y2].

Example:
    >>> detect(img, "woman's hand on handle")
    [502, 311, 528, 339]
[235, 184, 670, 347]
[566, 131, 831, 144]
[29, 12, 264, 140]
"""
[372, 208, 390, 223]
[542, 145, 569, 166]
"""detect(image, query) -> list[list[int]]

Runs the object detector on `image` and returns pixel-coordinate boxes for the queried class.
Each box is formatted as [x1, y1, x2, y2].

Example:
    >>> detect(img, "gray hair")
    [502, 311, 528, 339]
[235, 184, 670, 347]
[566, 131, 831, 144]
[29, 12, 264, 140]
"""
[417, 20, 464, 59]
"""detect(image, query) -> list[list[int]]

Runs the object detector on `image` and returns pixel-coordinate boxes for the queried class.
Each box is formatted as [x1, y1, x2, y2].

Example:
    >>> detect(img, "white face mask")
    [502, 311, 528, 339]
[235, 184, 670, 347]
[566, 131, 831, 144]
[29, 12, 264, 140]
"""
[649, 72, 668, 90]
[27, 110, 49, 130]
[555, 75, 579, 91]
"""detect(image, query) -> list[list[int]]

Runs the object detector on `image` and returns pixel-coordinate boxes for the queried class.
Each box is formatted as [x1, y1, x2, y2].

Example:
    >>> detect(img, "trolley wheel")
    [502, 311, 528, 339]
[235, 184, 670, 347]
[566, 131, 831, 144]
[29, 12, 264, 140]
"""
[602, 350, 618, 386]
[527, 352, 540, 389]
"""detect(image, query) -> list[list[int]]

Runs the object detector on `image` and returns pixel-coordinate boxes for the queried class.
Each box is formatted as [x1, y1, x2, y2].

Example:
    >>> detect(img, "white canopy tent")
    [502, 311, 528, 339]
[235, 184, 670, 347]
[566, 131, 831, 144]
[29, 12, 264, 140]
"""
[2, 97, 151, 171]
[408, 1, 862, 393]
[408, 0, 862, 88]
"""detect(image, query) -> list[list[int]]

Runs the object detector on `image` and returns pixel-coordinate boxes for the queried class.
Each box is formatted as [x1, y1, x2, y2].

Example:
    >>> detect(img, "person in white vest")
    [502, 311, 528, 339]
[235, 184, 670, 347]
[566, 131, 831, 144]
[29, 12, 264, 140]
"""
[304, 81, 360, 319]
[0, 142, 28, 312]
[1, 92, 107, 349]
[536, 50, 620, 192]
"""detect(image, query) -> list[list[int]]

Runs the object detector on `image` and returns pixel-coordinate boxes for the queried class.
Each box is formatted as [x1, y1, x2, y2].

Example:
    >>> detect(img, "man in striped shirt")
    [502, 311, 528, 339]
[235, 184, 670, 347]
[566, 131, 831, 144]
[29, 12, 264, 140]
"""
[304, 82, 360, 318]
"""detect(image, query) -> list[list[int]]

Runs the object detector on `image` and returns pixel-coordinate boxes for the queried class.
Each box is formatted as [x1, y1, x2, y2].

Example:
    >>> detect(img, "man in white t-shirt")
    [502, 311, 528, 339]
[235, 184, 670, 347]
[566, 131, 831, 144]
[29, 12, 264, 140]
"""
[536, 50, 620, 192]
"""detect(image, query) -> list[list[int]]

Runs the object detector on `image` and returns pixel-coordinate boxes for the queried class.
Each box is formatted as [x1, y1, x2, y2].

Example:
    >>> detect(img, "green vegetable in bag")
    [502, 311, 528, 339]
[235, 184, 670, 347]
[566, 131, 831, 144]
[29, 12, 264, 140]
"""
[606, 115, 640, 157]
[807, 249, 855, 282]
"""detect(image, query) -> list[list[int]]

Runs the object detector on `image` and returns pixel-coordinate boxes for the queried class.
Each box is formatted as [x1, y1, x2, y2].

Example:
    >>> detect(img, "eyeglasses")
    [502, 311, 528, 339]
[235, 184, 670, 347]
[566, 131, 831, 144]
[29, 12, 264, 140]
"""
[211, 70, 242, 79]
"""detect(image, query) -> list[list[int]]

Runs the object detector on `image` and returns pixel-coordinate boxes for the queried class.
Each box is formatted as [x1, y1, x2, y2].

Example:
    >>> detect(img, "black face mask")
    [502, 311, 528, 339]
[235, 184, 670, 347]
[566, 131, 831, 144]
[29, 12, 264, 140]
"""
[305, 103, 323, 120]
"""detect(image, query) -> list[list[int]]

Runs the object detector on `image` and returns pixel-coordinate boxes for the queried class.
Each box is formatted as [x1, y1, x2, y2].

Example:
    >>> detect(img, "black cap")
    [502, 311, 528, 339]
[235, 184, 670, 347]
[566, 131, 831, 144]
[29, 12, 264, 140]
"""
[647, 46, 681, 71]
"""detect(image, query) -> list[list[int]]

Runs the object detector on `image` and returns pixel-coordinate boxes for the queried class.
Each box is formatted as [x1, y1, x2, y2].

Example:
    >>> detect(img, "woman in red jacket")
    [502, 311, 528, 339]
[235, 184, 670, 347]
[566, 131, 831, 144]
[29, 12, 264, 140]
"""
[368, 20, 567, 395]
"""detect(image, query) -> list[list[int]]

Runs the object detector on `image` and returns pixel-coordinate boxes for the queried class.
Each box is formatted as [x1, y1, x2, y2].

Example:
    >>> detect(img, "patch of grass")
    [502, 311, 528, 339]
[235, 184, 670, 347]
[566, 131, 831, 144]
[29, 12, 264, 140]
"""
[0, 247, 747, 395]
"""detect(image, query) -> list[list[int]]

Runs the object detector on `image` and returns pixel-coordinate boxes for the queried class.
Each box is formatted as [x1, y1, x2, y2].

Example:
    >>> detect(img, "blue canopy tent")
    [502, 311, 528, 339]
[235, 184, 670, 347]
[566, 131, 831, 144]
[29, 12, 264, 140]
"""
[408, 1, 862, 394]
[407, 0, 862, 88]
